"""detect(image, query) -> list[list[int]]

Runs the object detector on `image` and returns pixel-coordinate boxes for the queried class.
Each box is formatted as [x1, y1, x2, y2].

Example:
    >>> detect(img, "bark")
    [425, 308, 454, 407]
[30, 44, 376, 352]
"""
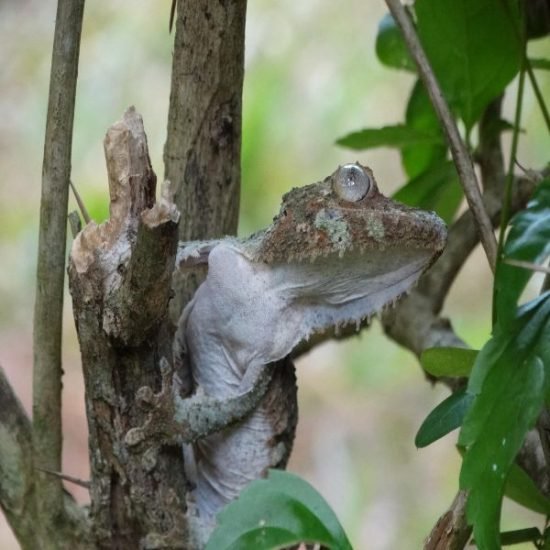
[32, 0, 86, 543]
[0, 366, 90, 549]
[424, 491, 471, 550]
[164, 0, 247, 321]
[68, 108, 188, 549]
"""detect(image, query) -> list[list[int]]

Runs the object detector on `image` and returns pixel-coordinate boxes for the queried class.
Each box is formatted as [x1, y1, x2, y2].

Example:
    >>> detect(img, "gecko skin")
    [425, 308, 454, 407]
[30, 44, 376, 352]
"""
[175, 163, 447, 523]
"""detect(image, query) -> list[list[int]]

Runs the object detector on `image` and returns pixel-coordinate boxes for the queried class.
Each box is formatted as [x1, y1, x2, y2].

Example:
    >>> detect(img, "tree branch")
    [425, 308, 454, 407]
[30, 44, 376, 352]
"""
[424, 491, 471, 550]
[33, 0, 85, 522]
[385, 0, 498, 271]
[0, 366, 90, 548]
[164, 0, 247, 321]
[0, 365, 38, 547]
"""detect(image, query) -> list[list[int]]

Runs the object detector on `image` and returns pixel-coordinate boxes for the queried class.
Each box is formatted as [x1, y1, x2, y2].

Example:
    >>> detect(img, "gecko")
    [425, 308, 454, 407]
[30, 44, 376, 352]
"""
[174, 162, 447, 527]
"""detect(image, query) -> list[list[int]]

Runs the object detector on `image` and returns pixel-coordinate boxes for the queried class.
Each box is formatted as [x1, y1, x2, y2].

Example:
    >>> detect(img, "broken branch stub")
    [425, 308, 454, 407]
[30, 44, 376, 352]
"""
[73, 107, 180, 346]
[69, 108, 188, 548]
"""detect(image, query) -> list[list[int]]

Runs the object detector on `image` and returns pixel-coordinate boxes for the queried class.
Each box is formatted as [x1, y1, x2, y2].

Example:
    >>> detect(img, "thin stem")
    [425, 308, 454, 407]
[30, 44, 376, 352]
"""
[498, 61, 526, 248]
[69, 181, 91, 224]
[35, 467, 90, 489]
[385, 0, 497, 272]
[33, 0, 85, 519]
[492, 59, 526, 324]
[526, 60, 550, 134]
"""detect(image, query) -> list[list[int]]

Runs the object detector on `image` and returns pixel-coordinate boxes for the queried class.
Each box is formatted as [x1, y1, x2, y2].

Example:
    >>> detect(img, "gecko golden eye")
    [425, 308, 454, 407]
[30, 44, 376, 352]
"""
[333, 164, 370, 202]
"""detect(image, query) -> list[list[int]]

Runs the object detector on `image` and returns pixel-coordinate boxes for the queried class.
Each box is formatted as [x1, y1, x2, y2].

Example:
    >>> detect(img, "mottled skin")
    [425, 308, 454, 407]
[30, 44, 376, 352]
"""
[255, 164, 446, 264]
[175, 163, 447, 529]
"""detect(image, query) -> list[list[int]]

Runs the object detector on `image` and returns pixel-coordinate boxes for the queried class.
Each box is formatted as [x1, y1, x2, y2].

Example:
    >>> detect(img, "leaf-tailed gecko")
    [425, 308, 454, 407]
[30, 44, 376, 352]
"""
[174, 162, 447, 525]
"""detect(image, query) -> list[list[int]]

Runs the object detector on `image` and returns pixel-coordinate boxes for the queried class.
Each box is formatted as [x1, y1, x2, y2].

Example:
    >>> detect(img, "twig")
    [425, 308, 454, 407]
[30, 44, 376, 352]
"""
[69, 180, 91, 224]
[385, 0, 498, 271]
[35, 467, 90, 489]
[526, 59, 550, 134]
[514, 160, 545, 183]
[498, 57, 526, 259]
[33, 0, 85, 519]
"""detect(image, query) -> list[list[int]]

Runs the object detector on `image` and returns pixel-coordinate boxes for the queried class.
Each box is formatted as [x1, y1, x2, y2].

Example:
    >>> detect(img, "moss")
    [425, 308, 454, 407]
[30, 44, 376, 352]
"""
[314, 208, 351, 253]
[366, 216, 385, 242]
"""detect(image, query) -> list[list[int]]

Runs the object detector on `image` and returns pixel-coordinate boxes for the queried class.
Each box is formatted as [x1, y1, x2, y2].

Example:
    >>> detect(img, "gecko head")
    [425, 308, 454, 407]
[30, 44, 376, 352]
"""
[256, 162, 447, 266]
[246, 163, 448, 337]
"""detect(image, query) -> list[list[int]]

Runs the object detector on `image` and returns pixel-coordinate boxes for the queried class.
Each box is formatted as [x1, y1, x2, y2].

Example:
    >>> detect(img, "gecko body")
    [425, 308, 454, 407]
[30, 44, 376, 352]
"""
[175, 163, 447, 523]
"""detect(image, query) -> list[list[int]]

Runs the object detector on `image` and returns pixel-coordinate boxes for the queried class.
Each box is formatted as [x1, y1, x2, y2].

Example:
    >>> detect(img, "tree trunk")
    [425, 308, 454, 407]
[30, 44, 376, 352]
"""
[68, 109, 187, 548]
[164, 0, 247, 321]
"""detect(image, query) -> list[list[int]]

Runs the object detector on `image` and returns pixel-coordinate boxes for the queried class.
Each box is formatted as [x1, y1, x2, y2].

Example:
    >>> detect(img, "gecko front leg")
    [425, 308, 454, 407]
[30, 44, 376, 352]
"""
[125, 357, 276, 449]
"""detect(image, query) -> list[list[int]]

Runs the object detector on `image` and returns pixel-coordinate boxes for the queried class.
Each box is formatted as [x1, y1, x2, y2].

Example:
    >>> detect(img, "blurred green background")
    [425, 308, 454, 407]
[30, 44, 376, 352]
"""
[0, 0, 548, 548]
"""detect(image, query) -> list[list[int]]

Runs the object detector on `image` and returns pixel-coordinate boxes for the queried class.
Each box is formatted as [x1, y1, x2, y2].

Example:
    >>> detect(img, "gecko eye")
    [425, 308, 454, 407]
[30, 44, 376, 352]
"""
[333, 164, 370, 202]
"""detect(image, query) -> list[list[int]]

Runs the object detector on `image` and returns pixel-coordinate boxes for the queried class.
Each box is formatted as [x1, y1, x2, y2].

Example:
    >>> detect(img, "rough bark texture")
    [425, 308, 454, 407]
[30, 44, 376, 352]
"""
[69, 109, 188, 549]
[32, 0, 85, 527]
[164, 0, 247, 320]
[424, 491, 471, 550]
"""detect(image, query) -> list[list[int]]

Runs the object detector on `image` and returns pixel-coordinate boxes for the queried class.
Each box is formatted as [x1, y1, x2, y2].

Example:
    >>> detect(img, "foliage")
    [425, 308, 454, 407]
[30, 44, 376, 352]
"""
[414, 0, 522, 132]
[415, 389, 474, 448]
[417, 194, 550, 548]
[459, 294, 550, 549]
[420, 347, 478, 378]
[206, 470, 352, 550]
[494, 178, 550, 328]
[338, 0, 524, 223]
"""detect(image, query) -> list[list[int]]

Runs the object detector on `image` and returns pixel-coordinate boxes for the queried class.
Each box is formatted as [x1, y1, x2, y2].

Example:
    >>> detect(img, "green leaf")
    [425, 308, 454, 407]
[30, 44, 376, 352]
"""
[500, 527, 542, 546]
[336, 125, 441, 151]
[421, 347, 478, 378]
[416, 0, 523, 130]
[495, 177, 550, 328]
[375, 13, 415, 72]
[505, 463, 550, 515]
[205, 470, 353, 550]
[415, 389, 474, 448]
[530, 58, 550, 71]
[393, 160, 462, 223]
[402, 80, 447, 179]
[468, 293, 550, 396]
[459, 294, 550, 550]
